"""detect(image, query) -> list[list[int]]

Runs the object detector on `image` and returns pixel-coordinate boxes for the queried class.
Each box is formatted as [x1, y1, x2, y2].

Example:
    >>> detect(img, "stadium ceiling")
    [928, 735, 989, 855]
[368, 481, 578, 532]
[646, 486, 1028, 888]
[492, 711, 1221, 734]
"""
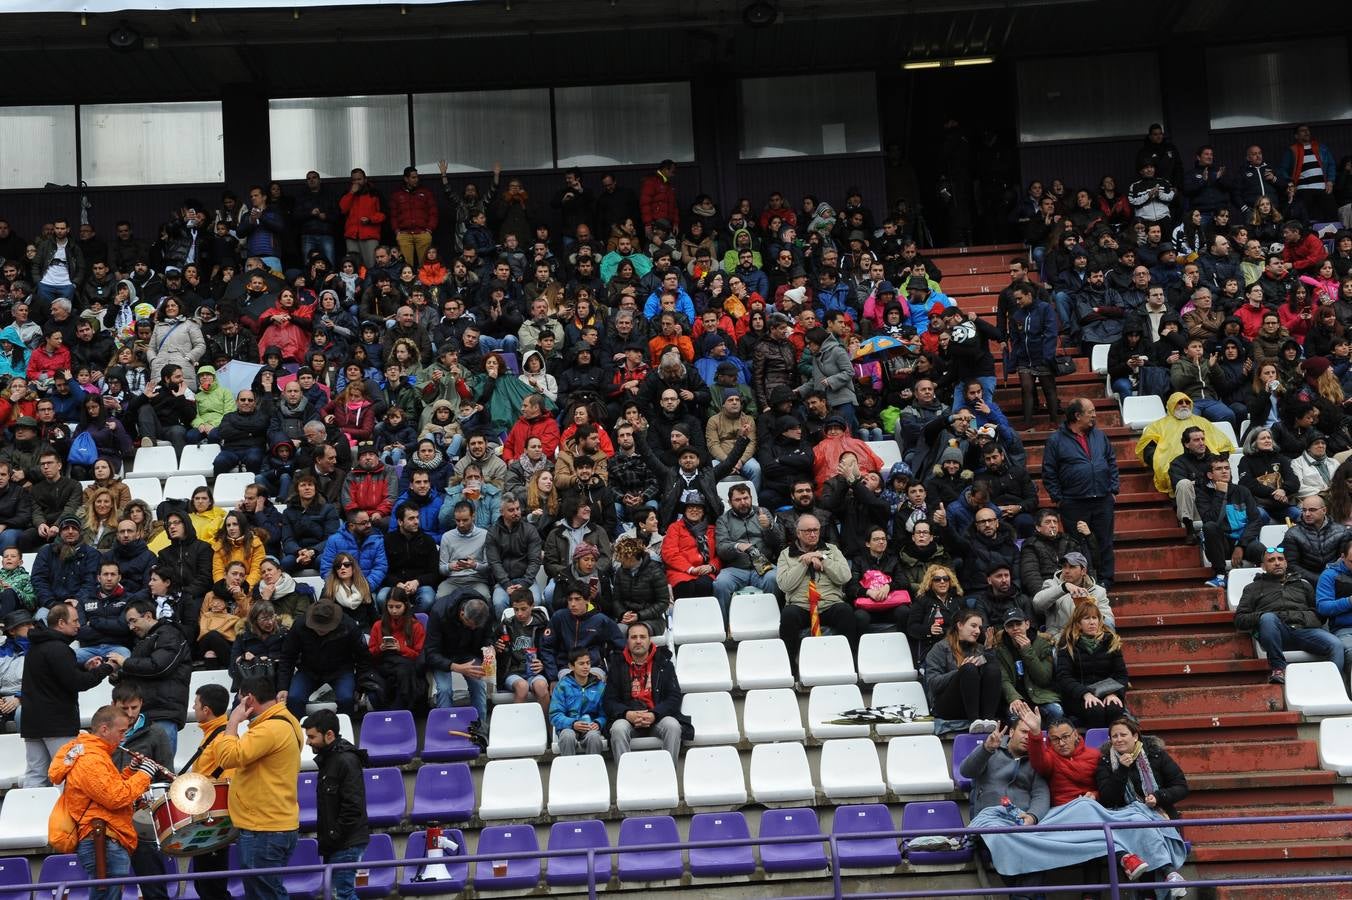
[0, 0, 1347, 102]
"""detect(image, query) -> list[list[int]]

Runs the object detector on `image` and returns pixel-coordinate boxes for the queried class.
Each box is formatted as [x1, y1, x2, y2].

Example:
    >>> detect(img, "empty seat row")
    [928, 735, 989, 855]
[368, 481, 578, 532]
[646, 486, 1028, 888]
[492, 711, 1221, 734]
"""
[298, 765, 475, 830]
[678, 634, 917, 691]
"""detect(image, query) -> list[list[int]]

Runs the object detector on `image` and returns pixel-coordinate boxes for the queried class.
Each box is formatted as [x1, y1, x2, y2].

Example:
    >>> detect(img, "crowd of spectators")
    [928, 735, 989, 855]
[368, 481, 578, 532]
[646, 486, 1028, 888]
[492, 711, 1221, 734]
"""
[0, 127, 1346, 892]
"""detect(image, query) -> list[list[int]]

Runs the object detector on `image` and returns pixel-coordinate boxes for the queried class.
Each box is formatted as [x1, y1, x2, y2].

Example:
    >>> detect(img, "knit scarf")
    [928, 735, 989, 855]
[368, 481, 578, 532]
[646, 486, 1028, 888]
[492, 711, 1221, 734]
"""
[682, 517, 710, 563]
[1110, 739, 1159, 805]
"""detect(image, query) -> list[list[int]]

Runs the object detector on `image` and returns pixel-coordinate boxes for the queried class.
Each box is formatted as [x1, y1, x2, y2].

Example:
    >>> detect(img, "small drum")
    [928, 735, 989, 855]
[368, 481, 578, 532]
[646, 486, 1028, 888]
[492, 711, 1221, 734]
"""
[149, 779, 236, 857]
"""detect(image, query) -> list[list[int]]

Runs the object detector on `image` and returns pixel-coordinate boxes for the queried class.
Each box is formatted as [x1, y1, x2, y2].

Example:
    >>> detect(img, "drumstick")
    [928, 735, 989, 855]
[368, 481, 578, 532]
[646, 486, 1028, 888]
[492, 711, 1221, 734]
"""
[449, 731, 471, 738]
[118, 744, 176, 780]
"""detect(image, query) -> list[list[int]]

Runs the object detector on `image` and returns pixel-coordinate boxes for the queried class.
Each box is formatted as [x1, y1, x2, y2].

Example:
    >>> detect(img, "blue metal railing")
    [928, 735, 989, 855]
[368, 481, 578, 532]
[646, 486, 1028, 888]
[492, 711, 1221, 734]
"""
[15, 811, 1352, 899]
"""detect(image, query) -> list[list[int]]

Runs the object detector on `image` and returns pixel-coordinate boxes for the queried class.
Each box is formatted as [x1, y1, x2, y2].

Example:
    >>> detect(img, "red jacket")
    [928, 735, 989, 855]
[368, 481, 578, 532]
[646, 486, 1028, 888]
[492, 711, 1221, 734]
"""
[503, 413, 561, 461]
[339, 190, 386, 241]
[323, 398, 377, 443]
[257, 303, 314, 362]
[1234, 303, 1267, 340]
[27, 344, 71, 380]
[1283, 233, 1329, 276]
[661, 520, 720, 587]
[1027, 730, 1100, 807]
[343, 463, 395, 517]
[389, 186, 439, 234]
[369, 615, 426, 659]
[640, 171, 679, 230]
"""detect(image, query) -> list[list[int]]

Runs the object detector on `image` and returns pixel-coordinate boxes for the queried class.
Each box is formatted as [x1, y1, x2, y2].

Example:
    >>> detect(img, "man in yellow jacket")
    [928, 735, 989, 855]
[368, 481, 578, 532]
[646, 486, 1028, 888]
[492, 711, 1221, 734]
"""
[49, 705, 160, 900]
[186, 683, 235, 900]
[213, 674, 302, 900]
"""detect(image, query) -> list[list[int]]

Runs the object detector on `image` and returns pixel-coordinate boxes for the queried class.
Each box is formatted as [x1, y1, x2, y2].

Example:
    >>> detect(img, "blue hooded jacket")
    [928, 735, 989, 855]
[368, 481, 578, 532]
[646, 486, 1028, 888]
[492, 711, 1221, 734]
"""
[1315, 558, 1352, 632]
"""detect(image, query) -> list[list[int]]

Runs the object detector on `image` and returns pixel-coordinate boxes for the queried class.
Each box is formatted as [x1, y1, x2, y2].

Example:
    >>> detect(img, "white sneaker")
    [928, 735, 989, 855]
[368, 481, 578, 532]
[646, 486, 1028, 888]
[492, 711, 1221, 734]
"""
[1166, 871, 1187, 897]
[968, 719, 998, 734]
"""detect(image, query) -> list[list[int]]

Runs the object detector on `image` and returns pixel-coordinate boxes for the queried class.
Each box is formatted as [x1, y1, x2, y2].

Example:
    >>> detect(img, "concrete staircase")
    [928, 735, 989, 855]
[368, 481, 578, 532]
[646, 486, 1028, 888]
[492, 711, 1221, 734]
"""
[951, 243, 1352, 898]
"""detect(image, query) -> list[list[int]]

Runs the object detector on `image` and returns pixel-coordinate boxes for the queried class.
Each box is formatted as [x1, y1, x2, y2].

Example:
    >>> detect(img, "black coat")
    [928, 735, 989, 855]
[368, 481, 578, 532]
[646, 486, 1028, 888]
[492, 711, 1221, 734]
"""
[156, 520, 215, 603]
[278, 614, 371, 689]
[19, 624, 115, 739]
[608, 556, 671, 636]
[314, 737, 370, 857]
[382, 529, 439, 590]
[1054, 636, 1129, 717]
[1095, 737, 1189, 820]
[103, 538, 156, 599]
[229, 622, 289, 688]
[603, 646, 693, 740]
[118, 619, 193, 728]
[0, 482, 32, 529]
[425, 593, 496, 670]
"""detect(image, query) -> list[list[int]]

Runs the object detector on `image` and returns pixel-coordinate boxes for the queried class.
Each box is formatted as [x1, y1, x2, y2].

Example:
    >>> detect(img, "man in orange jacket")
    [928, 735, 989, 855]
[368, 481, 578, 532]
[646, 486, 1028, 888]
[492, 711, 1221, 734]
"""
[49, 705, 160, 899]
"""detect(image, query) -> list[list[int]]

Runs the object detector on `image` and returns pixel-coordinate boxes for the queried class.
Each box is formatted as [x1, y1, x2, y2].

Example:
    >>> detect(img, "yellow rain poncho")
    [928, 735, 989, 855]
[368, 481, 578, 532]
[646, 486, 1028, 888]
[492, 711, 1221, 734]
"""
[1136, 392, 1238, 495]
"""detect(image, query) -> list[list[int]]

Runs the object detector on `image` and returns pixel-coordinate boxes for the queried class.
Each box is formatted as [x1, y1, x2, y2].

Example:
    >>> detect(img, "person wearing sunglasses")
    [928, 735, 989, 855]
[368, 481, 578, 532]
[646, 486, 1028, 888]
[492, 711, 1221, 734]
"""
[1236, 547, 1344, 685]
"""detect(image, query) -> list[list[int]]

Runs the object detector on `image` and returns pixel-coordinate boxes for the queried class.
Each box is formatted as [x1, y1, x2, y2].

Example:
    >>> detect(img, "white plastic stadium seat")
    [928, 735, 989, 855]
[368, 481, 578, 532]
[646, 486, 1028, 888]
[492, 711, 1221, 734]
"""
[681, 691, 741, 746]
[212, 472, 256, 508]
[871, 681, 935, 737]
[616, 750, 679, 812]
[487, 703, 548, 759]
[0, 787, 60, 850]
[296, 575, 326, 597]
[1120, 395, 1166, 431]
[675, 642, 734, 693]
[1318, 717, 1352, 776]
[857, 632, 917, 683]
[79, 679, 114, 727]
[0, 734, 25, 789]
[175, 724, 206, 774]
[885, 735, 956, 794]
[735, 639, 794, 690]
[797, 634, 857, 686]
[547, 754, 611, 816]
[867, 440, 903, 471]
[742, 689, 806, 743]
[729, 592, 780, 641]
[670, 596, 725, 645]
[1090, 344, 1111, 375]
[1213, 420, 1238, 448]
[130, 446, 178, 479]
[749, 742, 815, 804]
[125, 477, 164, 509]
[1285, 662, 1352, 716]
[807, 684, 870, 739]
[818, 738, 885, 800]
[1258, 524, 1288, 549]
[681, 745, 748, 807]
[163, 474, 208, 500]
[178, 444, 222, 477]
[1226, 566, 1261, 611]
[478, 759, 543, 819]
[297, 714, 354, 771]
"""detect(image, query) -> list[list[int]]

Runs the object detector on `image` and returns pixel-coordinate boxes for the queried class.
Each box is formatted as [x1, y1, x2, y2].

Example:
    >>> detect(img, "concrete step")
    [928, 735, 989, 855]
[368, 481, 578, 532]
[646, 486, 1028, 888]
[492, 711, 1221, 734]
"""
[1180, 769, 1337, 806]
[1122, 631, 1255, 664]
[1114, 545, 1212, 577]
[1168, 739, 1318, 775]
[1212, 875, 1352, 900]
[1025, 435, 1139, 468]
[1192, 838, 1352, 864]
[1115, 609, 1237, 631]
[928, 243, 1023, 259]
[1112, 584, 1228, 616]
[1137, 712, 1301, 745]
[1180, 808, 1352, 845]
[1127, 657, 1270, 691]
[1130, 684, 1285, 719]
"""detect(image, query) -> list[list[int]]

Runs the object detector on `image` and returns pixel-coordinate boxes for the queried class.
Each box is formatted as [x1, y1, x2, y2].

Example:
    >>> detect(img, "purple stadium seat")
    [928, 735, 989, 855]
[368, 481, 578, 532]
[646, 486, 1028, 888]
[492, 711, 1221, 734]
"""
[410, 763, 475, 823]
[282, 838, 324, 900]
[759, 807, 829, 874]
[545, 819, 612, 888]
[1085, 727, 1109, 749]
[355, 833, 397, 899]
[475, 825, 542, 891]
[415, 612, 429, 628]
[359, 710, 418, 765]
[0, 857, 30, 897]
[688, 812, 755, 877]
[833, 804, 902, 869]
[902, 800, 973, 865]
[297, 771, 319, 830]
[421, 707, 481, 762]
[951, 733, 983, 791]
[364, 766, 408, 826]
[617, 816, 684, 882]
[38, 855, 89, 900]
[398, 830, 470, 896]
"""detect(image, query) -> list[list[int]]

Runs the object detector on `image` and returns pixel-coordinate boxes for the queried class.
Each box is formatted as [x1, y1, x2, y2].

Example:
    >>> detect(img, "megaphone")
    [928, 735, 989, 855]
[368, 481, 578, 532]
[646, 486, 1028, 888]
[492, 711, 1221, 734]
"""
[415, 824, 460, 882]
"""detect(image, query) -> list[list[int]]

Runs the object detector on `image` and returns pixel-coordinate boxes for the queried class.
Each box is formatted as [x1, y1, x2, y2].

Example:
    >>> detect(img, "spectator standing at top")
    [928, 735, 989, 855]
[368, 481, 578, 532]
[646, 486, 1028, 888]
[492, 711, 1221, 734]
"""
[237, 185, 286, 273]
[1278, 124, 1337, 222]
[1182, 146, 1232, 222]
[389, 166, 439, 269]
[640, 160, 679, 238]
[339, 168, 385, 270]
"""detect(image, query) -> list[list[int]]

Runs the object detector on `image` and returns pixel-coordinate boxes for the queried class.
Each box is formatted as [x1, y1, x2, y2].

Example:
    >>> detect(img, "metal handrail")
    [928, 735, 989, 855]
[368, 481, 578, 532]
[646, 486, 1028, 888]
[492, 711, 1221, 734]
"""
[19, 811, 1352, 900]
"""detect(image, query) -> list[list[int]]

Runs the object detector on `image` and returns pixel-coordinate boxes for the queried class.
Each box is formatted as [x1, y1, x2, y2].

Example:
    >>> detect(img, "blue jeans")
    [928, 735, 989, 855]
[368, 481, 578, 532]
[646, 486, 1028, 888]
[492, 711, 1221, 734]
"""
[77, 835, 131, 900]
[214, 446, 265, 475]
[712, 567, 778, 625]
[1257, 612, 1346, 673]
[301, 235, 337, 267]
[376, 584, 435, 614]
[1053, 291, 1078, 338]
[259, 256, 283, 273]
[951, 376, 997, 412]
[479, 334, 519, 354]
[0, 529, 20, 551]
[833, 402, 858, 431]
[491, 581, 542, 616]
[327, 843, 367, 900]
[35, 282, 77, 306]
[286, 670, 356, 718]
[74, 643, 132, 665]
[152, 718, 179, 754]
[1111, 377, 1135, 399]
[433, 668, 487, 722]
[236, 828, 298, 900]
[1191, 397, 1236, 426]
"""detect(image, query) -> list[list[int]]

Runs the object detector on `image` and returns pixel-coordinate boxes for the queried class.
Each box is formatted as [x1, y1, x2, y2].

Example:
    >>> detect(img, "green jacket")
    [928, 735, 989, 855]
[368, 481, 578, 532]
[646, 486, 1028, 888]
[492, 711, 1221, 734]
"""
[191, 371, 237, 430]
[995, 633, 1060, 707]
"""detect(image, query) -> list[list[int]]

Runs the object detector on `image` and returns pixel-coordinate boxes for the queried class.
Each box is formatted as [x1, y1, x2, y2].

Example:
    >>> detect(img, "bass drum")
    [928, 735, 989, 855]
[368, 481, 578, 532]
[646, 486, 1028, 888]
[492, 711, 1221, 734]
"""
[149, 780, 237, 857]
